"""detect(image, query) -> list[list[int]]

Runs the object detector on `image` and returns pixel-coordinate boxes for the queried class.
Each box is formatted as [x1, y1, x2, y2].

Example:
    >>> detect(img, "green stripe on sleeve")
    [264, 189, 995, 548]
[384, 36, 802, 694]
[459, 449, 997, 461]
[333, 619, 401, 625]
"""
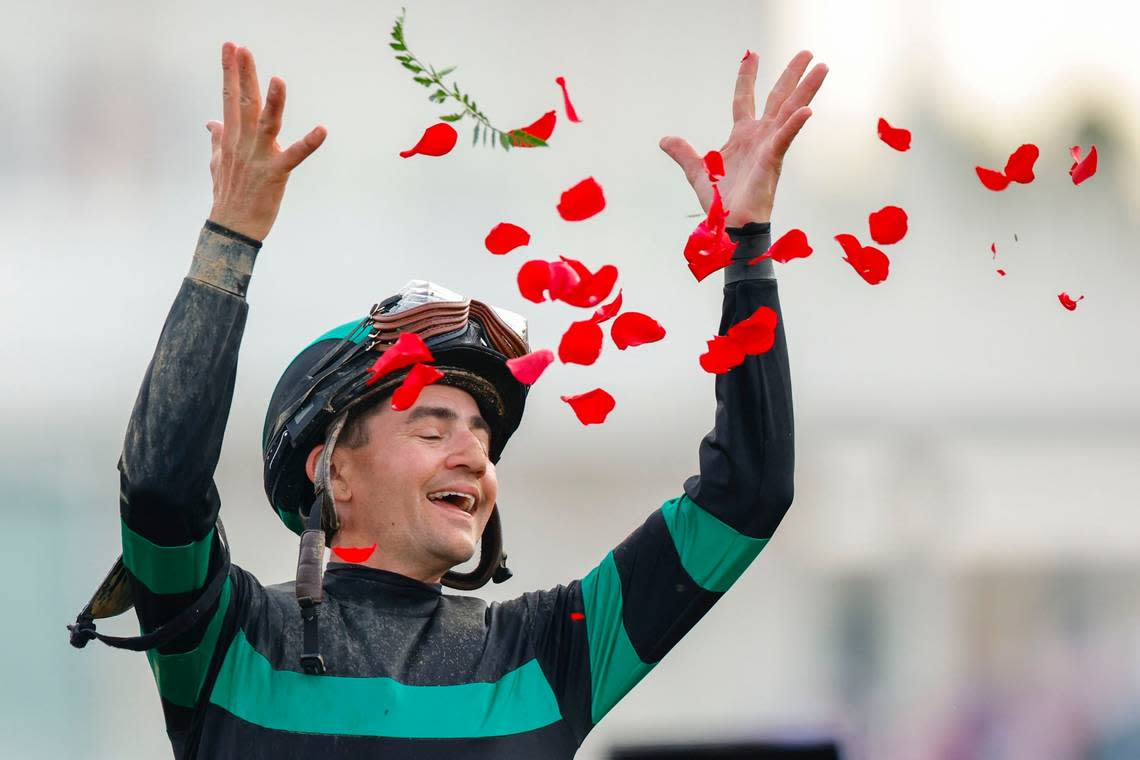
[145, 577, 233, 708]
[660, 494, 768, 593]
[208, 630, 563, 738]
[121, 519, 216, 595]
[580, 552, 654, 725]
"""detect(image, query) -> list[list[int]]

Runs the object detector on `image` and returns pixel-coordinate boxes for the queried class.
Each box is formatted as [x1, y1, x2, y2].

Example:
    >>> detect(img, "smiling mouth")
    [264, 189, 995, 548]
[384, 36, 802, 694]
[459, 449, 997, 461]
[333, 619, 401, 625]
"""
[425, 493, 476, 517]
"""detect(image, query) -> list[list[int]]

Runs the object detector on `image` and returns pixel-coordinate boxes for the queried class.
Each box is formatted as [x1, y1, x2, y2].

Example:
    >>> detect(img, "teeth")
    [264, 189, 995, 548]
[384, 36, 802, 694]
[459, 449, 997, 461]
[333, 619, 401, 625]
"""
[427, 491, 476, 513]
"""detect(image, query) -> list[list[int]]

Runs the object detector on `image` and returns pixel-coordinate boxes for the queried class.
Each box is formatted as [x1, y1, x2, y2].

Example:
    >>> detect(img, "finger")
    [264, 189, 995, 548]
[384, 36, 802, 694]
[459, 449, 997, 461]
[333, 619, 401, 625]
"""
[774, 63, 828, 128]
[206, 120, 222, 152]
[279, 125, 328, 172]
[761, 50, 813, 122]
[221, 42, 240, 148]
[256, 76, 285, 148]
[236, 46, 262, 138]
[769, 107, 812, 160]
[732, 50, 759, 123]
[658, 135, 705, 187]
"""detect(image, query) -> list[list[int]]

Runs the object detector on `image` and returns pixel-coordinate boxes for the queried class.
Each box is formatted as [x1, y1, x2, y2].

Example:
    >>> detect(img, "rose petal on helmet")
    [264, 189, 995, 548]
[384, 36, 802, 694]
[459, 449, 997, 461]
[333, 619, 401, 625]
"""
[558, 257, 618, 307]
[506, 349, 555, 385]
[548, 260, 584, 301]
[365, 332, 436, 386]
[331, 544, 378, 563]
[750, 228, 813, 265]
[868, 205, 908, 245]
[391, 363, 444, 411]
[1003, 143, 1039, 184]
[485, 222, 531, 255]
[703, 150, 726, 183]
[1069, 144, 1098, 185]
[557, 176, 606, 221]
[877, 117, 912, 151]
[555, 76, 581, 123]
[399, 122, 459, 158]
[560, 388, 616, 425]
[509, 109, 557, 147]
[699, 334, 746, 374]
[976, 166, 1011, 191]
[610, 312, 666, 350]
[518, 260, 552, 303]
[726, 305, 778, 355]
[591, 289, 623, 324]
[836, 233, 890, 285]
[558, 319, 604, 365]
[996, 269, 1006, 276]
[1058, 291, 1085, 311]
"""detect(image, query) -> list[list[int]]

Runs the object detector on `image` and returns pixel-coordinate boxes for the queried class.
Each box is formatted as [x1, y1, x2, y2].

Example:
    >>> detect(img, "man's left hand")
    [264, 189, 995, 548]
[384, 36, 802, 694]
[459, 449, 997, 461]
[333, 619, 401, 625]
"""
[660, 50, 828, 227]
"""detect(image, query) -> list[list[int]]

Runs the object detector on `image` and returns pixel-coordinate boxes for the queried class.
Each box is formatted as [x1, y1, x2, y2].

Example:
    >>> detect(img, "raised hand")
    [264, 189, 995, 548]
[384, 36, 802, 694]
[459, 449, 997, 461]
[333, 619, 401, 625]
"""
[206, 42, 327, 242]
[660, 50, 827, 227]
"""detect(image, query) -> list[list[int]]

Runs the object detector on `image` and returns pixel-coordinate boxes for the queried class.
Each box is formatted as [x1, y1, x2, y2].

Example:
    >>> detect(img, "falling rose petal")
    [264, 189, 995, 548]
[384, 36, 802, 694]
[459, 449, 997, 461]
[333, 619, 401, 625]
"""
[591, 289, 623, 324]
[1057, 292, 1085, 311]
[741, 49, 752, 63]
[555, 76, 581, 123]
[557, 177, 606, 221]
[559, 258, 618, 308]
[1003, 143, 1039, 184]
[835, 233, 890, 285]
[703, 150, 726, 183]
[518, 260, 552, 303]
[506, 349, 555, 385]
[611, 312, 666, 350]
[991, 242, 997, 259]
[569, 612, 585, 621]
[331, 544, 378, 563]
[707, 184, 730, 229]
[399, 123, 458, 158]
[996, 269, 1006, 276]
[868, 205, 908, 245]
[485, 222, 531, 255]
[976, 166, 1011, 191]
[547, 260, 584, 301]
[391, 363, 444, 411]
[699, 335, 746, 375]
[365, 332, 435, 386]
[877, 117, 911, 151]
[685, 222, 737, 281]
[558, 320, 604, 365]
[510, 109, 557, 147]
[1069, 144, 1098, 185]
[560, 388, 616, 425]
[750, 228, 813, 265]
[725, 306, 778, 355]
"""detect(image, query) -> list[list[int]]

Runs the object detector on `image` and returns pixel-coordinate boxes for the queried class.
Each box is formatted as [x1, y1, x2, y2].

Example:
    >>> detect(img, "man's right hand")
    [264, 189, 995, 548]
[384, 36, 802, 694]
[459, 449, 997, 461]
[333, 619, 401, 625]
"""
[206, 42, 327, 242]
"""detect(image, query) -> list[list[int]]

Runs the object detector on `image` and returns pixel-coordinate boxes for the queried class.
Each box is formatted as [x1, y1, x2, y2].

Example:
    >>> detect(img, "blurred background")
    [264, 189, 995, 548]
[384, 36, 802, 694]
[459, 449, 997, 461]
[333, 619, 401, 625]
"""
[2, 0, 1139, 757]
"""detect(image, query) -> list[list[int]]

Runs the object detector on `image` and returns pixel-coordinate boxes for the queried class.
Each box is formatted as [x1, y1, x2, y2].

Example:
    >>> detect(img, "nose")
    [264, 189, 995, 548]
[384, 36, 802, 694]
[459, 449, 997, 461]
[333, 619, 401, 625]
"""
[444, 429, 488, 476]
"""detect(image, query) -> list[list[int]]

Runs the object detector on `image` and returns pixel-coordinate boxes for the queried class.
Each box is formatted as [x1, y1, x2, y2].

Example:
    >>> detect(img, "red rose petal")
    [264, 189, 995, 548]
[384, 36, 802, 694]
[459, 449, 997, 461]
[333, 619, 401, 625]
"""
[699, 334, 746, 374]
[725, 305, 778, 355]
[991, 242, 997, 259]
[510, 109, 557, 147]
[518, 260, 552, 303]
[1069, 144, 1098, 185]
[560, 388, 616, 425]
[1003, 143, 1039, 184]
[558, 256, 618, 308]
[996, 269, 1006, 276]
[555, 76, 581, 123]
[331, 544, 378, 563]
[591, 289, 623, 324]
[391, 363, 444, 411]
[558, 320, 604, 365]
[868, 205, 908, 245]
[703, 150, 726, 183]
[547, 260, 583, 301]
[741, 49, 752, 63]
[557, 177, 606, 221]
[506, 349, 555, 385]
[1058, 292, 1085, 311]
[569, 612, 585, 621]
[610, 312, 666, 350]
[877, 117, 911, 151]
[365, 332, 435, 386]
[835, 233, 890, 285]
[399, 123, 458, 158]
[749, 228, 813, 265]
[684, 185, 738, 282]
[707, 183, 729, 230]
[976, 166, 1011, 191]
[484, 222, 531, 255]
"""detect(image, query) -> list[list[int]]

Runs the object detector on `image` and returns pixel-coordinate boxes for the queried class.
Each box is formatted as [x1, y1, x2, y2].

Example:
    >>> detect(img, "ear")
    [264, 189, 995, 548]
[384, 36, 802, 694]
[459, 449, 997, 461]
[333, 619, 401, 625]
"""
[305, 444, 324, 485]
[306, 443, 352, 501]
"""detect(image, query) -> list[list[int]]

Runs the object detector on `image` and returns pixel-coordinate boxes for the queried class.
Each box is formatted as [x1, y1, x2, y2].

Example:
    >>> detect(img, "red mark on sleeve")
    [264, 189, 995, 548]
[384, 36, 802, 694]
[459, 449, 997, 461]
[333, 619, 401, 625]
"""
[570, 612, 585, 621]
[399, 123, 458, 158]
[485, 223, 531, 255]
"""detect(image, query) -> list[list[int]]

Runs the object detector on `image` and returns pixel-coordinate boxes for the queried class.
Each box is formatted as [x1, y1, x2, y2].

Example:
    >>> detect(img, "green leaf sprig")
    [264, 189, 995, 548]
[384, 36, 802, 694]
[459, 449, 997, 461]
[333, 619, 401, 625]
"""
[390, 7, 548, 150]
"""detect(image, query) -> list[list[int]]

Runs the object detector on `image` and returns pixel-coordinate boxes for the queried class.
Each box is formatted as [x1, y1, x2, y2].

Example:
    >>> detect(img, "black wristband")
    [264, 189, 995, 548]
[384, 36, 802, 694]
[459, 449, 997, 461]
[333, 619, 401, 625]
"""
[724, 222, 774, 283]
[204, 219, 264, 251]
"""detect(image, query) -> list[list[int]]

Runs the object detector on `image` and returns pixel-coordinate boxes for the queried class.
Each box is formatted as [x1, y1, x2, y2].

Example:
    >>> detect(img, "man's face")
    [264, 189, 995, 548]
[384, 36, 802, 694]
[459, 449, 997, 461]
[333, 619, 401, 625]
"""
[318, 384, 498, 582]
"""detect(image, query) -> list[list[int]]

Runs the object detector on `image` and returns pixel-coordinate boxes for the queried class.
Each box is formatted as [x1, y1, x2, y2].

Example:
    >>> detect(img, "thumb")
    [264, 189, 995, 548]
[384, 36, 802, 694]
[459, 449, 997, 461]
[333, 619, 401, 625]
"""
[206, 120, 222, 151]
[658, 136, 703, 186]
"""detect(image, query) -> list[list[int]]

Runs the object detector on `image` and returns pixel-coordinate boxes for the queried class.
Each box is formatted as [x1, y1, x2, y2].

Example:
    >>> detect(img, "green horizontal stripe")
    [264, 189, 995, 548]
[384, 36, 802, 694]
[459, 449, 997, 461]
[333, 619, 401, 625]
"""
[209, 630, 562, 738]
[580, 552, 654, 725]
[121, 519, 215, 595]
[661, 494, 768, 593]
[146, 577, 233, 708]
